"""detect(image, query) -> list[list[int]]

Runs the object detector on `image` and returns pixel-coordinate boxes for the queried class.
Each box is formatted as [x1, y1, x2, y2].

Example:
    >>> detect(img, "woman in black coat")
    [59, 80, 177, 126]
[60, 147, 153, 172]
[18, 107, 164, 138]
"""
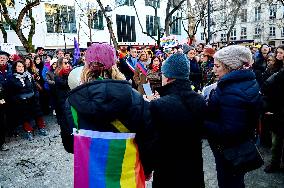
[6, 61, 47, 141]
[0, 76, 8, 150]
[204, 45, 262, 188]
[261, 45, 284, 173]
[54, 57, 72, 127]
[61, 43, 155, 186]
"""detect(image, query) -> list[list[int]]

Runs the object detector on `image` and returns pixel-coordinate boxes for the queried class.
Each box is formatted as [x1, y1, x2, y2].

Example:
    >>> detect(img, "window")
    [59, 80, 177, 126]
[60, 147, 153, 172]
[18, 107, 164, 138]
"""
[145, 0, 160, 8]
[282, 27, 284, 37]
[170, 13, 181, 35]
[201, 19, 206, 27]
[254, 27, 261, 38]
[255, 27, 261, 35]
[240, 9, 247, 22]
[146, 15, 160, 36]
[90, 10, 104, 30]
[201, 33, 205, 40]
[269, 27, 276, 37]
[269, 4, 277, 19]
[116, 0, 134, 6]
[230, 29, 236, 41]
[221, 33, 226, 41]
[255, 6, 261, 21]
[240, 27, 247, 40]
[45, 4, 77, 33]
[116, 15, 136, 42]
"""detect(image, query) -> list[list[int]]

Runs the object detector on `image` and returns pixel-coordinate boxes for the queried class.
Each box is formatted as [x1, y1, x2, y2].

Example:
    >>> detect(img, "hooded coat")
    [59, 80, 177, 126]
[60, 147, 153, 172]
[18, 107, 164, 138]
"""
[61, 79, 155, 175]
[149, 79, 206, 188]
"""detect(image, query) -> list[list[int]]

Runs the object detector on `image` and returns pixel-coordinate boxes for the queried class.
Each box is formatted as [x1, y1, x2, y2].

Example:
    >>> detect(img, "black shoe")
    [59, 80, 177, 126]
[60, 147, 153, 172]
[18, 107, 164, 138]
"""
[26, 132, 34, 141]
[39, 128, 48, 136]
[264, 164, 280, 173]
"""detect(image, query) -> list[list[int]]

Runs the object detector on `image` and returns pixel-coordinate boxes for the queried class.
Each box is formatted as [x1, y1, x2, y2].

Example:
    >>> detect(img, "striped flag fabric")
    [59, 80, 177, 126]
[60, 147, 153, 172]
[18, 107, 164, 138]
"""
[73, 129, 145, 188]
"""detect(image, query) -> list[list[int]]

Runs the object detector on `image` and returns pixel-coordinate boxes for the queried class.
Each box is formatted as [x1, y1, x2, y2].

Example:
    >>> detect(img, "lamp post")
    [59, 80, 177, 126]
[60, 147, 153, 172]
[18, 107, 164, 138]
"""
[105, 5, 113, 45]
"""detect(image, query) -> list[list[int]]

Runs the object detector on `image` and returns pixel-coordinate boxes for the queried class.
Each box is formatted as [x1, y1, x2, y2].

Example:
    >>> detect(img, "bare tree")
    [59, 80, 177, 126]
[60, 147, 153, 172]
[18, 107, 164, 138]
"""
[132, 0, 164, 46]
[183, 0, 208, 44]
[96, 0, 118, 50]
[0, 4, 7, 43]
[0, 0, 40, 52]
[211, 0, 243, 44]
[165, 0, 186, 36]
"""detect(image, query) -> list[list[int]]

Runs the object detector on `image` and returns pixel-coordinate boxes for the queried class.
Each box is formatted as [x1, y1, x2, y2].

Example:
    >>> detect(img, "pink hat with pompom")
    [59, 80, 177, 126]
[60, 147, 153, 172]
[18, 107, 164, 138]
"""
[85, 43, 116, 70]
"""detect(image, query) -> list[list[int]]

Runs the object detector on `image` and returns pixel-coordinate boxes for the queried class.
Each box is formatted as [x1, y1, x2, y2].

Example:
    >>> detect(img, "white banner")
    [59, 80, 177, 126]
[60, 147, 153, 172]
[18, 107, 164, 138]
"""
[0, 43, 16, 55]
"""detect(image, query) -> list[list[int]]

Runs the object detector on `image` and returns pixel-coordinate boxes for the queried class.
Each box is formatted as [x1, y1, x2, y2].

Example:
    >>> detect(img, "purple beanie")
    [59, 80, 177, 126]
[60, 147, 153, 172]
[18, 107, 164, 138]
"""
[85, 43, 116, 70]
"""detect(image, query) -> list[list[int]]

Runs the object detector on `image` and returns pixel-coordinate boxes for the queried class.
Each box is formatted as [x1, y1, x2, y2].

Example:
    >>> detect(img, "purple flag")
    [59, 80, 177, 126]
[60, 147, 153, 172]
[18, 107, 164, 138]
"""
[73, 37, 80, 66]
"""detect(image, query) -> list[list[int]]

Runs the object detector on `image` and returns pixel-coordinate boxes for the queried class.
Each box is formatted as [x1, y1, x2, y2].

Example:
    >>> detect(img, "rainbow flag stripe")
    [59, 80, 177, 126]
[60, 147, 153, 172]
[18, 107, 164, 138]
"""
[74, 129, 145, 188]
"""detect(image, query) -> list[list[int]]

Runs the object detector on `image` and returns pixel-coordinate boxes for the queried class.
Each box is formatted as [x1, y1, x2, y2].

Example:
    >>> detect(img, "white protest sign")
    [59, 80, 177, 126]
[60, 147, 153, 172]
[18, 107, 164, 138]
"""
[0, 43, 16, 55]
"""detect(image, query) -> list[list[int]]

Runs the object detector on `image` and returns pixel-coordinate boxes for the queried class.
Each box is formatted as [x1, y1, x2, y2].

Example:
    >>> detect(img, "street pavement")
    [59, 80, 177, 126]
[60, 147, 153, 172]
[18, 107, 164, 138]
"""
[0, 115, 283, 188]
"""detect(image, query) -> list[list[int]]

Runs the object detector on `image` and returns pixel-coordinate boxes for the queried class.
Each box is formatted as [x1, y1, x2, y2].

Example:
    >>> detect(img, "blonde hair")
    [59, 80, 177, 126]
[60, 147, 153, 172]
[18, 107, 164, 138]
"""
[80, 62, 125, 84]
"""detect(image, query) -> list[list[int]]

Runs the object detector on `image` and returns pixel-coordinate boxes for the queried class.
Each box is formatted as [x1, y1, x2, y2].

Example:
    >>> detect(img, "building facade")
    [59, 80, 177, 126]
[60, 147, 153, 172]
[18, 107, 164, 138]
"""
[196, 0, 284, 47]
[0, 0, 187, 50]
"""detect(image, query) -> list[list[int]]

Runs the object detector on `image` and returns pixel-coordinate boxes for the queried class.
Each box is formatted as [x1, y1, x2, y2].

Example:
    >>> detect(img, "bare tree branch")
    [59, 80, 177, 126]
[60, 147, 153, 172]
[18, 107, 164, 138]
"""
[96, 0, 118, 49]
[0, 0, 40, 52]
[132, 0, 157, 41]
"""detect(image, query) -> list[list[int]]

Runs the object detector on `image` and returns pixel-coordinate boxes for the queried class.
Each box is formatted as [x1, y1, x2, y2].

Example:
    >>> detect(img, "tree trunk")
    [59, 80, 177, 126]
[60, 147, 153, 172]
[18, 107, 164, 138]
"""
[96, 0, 118, 50]
[226, 1, 241, 45]
[0, 0, 40, 53]
[154, 7, 161, 47]
[27, 10, 35, 52]
[165, 1, 171, 36]
[0, 23, 8, 43]
[164, 0, 186, 36]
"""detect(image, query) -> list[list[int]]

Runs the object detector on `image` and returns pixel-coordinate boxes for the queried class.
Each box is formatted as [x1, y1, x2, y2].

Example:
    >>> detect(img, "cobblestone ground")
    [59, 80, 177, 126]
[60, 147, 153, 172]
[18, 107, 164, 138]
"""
[0, 115, 283, 188]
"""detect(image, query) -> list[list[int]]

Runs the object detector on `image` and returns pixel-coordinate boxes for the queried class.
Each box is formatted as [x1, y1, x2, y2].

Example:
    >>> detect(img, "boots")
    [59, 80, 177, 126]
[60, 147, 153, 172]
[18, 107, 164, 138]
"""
[36, 117, 47, 136]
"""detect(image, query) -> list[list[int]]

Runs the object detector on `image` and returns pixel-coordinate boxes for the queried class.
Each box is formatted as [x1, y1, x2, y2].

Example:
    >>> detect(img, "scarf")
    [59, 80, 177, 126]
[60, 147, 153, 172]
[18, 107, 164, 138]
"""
[14, 71, 32, 87]
[0, 64, 8, 75]
[59, 68, 72, 77]
[152, 64, 160, 72]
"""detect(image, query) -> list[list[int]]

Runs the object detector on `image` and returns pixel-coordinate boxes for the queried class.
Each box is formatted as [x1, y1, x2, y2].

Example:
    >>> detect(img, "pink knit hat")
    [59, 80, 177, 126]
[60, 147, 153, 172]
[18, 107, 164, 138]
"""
[85, 43, 116, 70]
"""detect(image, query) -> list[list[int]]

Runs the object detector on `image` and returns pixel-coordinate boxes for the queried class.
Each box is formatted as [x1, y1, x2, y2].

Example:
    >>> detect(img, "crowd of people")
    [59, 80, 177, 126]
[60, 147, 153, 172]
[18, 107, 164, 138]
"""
[0, 41, 284, 187]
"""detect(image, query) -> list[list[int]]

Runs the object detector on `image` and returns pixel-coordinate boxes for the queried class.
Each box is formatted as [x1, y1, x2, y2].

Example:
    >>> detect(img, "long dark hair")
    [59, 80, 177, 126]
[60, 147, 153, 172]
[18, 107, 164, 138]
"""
[55, 57, 64, 76]
[148, 56, 161, 70]
[12, 60, 26, 73]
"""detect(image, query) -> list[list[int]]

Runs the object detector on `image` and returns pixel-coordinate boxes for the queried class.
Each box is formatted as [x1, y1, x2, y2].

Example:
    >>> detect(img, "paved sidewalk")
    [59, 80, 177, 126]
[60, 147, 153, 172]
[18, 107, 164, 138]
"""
[0, 115, 283, 187]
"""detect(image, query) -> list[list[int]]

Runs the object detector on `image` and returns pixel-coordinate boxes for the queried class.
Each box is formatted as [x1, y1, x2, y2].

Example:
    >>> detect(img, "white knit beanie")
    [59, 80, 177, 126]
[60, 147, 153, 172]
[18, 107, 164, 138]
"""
[213, 45, 252, 70]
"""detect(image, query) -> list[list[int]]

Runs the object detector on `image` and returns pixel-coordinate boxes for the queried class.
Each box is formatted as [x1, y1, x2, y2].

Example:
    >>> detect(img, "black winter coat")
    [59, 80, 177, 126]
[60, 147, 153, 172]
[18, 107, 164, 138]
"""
[6, 72, 42, 124]
[262, 68, 284, 135]
[61, 79, 155, 175]
[149, 79, 206, 188]
[54, 74, 70, 126]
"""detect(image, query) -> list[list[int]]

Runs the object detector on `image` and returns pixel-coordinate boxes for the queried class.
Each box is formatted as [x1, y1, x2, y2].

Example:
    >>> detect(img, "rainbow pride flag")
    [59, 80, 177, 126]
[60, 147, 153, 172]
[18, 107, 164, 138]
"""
[73, 129, 145, 188]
